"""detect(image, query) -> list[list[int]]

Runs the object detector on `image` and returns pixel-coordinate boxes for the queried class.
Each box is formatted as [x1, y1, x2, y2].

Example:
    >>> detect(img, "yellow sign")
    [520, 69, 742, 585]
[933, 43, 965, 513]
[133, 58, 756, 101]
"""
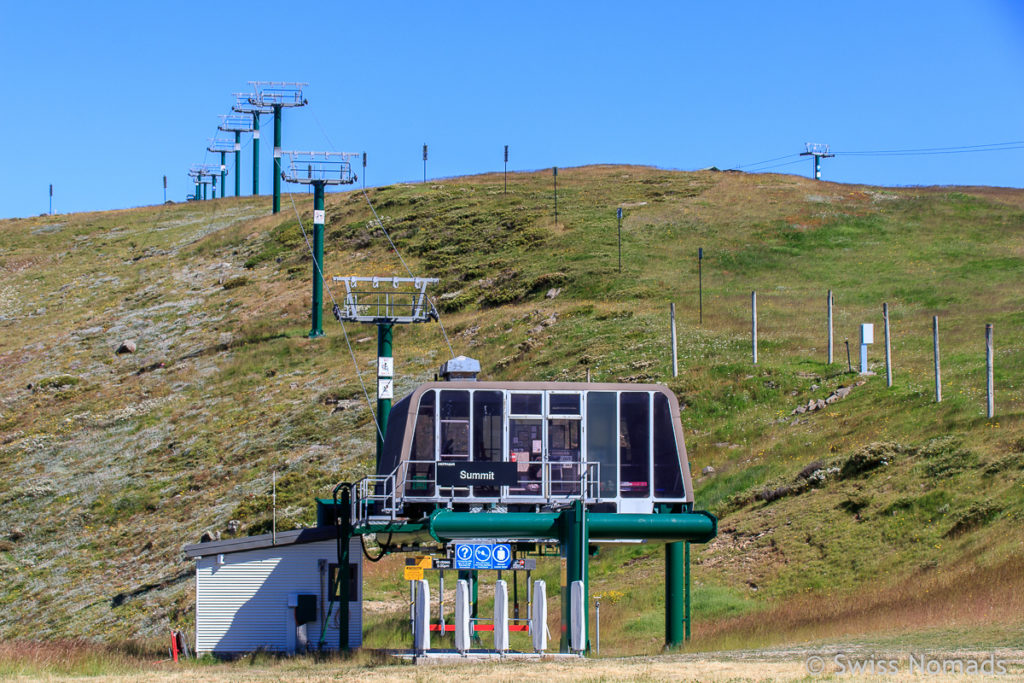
[404, 566, 424, 581]
[414, 556, 433, 569]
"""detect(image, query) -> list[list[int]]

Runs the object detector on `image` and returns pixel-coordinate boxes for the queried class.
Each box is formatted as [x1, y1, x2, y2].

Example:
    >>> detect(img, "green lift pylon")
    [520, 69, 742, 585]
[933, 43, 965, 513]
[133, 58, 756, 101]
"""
[230, 93, 272, 197]
[218, 114, 254, 198]
[248, 82, 308, 213]
[331, 274, 441, 468]
[279, 151, 359, 336]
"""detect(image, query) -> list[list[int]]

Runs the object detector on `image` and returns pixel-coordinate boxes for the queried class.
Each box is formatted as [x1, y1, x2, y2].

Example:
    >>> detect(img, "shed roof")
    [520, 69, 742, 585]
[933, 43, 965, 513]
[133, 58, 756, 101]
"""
[184, 526, 339, 558]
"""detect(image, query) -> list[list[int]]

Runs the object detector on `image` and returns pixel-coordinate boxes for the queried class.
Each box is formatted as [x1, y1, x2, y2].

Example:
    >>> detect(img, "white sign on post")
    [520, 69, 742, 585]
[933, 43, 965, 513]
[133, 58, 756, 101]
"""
[861, 323, 874, 345]
[378, 357, 394, 377]
[377, 378, 394, 400]
[313, 209, 325, 224]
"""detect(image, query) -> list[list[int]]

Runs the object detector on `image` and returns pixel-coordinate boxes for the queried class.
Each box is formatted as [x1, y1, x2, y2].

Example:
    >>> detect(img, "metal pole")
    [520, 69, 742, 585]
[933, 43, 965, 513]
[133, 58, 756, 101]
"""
[504, 145, 508, 194]
[376, 323, 394, 471]
[553, 166, 558, 225]
[595, 596, 600, 654]
[234, 132, 241, 197]
[49, 184, 53, 214]
[933, 316, 942, 402]
[338, 486, 352, 652]
[273, 104, 282, 214]
[986, 323, 994, 418]
[252, 114, 260, 196]
[827, 290, 834, 365]
[309, 183, 325, 339]
[362, 152, 366, 190]
[670, 303, 678, 377]
[617, 208, 622, 273]
[814, 155, 821, 180]
[212, 174, 217, 200]
[272, 471, 276, 545]
[220, 151, 227, 199]
[439, 570, 445, 634]
[845, 339, 851, 372]
[751, 291, 758, 364]
[163, 177, 166, 204]
[685, 541, 691, 642]
[698, 248, 703, 325]
[559, 500, 587, 653]
[883, 302, 892, 387]
[423, 144, 427, 183]
[665, 541, 685, 648]
[202, 181, 207, 201]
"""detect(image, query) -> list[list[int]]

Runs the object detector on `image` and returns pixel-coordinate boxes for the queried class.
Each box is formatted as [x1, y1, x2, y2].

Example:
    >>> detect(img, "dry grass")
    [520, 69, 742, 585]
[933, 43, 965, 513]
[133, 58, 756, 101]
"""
[696, 554, 1024, 651]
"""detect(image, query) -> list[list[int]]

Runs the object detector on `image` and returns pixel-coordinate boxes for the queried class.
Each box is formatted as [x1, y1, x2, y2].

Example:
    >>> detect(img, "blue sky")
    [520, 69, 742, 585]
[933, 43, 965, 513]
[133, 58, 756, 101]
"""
[2, 1, 1023, 218]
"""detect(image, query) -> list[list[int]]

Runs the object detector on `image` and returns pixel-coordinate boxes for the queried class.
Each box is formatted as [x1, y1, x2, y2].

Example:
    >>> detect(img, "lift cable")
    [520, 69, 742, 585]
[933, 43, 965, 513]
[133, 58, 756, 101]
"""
[288, 193, 385, 446]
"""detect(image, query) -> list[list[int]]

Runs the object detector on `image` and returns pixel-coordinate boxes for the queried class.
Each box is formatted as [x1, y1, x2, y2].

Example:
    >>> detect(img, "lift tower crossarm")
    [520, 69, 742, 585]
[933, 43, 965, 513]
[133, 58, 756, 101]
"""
[800, 142, 835, 180]
[232, 93, 273, 197]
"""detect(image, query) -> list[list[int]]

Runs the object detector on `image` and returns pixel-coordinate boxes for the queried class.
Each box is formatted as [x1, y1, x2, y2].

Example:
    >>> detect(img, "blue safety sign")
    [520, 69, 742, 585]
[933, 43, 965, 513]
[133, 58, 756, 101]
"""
[453, 543, 513, 570]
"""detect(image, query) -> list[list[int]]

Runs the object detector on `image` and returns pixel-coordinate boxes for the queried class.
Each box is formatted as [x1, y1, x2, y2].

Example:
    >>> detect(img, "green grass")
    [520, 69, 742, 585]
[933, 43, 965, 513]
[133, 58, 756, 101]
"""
[0, 167, 1022, 656]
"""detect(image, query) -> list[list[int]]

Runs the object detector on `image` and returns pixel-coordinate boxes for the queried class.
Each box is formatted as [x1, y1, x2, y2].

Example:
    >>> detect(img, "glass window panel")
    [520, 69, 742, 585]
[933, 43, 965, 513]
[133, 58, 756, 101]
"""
[510, 393, 542, 415]
[653, 393, 684, 499]
[619, 392, 650, 498]
[508, 418, 543, 496]
[439, 390, 470, 497]
[586, 392, 618, 499]
[406, 390, 435, 497]
[472, 391, 503, 497]
[549, 393, 580, 415]
[548, 418, 581, 496]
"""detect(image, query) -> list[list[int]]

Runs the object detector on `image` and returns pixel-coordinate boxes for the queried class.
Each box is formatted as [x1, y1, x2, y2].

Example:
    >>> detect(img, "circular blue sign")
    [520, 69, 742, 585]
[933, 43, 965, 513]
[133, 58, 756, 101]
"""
[474, 545, 492, 564]
[456, 545, 473, 561]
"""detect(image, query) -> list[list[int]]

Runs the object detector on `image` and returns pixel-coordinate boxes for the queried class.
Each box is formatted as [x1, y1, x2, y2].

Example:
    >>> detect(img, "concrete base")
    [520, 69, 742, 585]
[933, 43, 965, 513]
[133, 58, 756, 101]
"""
[389, 649, 582, 663]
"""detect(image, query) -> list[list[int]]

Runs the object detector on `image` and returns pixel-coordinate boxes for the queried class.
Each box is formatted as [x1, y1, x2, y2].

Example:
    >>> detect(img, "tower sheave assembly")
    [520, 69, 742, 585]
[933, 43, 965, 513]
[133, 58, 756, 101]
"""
[206, 137, 235, 198]
[801, 142, 835, 180]
[249, 82, 308, 213]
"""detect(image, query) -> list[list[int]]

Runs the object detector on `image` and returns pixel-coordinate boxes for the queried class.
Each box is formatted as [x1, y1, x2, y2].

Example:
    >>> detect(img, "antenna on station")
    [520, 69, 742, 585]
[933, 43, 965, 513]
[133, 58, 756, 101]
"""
[280, 151, 358, 339]
[232, 93, 273, 197]
[207, 137, 235, 200]
[249, 81, 309, 214]
[219, 113, 255, 198]
[800, 142, 835, 181]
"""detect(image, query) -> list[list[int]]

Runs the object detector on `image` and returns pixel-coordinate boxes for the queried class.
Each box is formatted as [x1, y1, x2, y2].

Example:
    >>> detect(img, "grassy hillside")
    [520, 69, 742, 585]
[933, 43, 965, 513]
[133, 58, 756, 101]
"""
[0, 165, 1022, 652]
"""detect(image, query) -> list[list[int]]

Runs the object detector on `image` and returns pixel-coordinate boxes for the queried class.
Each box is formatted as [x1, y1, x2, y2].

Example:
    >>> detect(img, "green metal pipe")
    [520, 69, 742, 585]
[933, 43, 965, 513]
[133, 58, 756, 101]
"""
[427, 510, 715, 543]
[665, 541, 685, 648]
[234, 132, 241, 197]
[252, 114, 260, 196]
[220, 152, 227, 199]
[309, 183, 325, 339]
[212, 174, 217, 200]
[375, 323, 393, 471]
[272, 104, 282, 214]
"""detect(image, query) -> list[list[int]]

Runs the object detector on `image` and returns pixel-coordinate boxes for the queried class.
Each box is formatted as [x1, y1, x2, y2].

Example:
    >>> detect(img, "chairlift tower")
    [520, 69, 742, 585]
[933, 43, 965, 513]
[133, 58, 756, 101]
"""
[207, 137, 235, 199]
[218, 114, 254, 197]
[249, 81, 308, 214]
[280, 151, 359, 339]
[188, 164, 223, 201]
[232, 93, 274, 197]
[331, 275, 439, 470]
[800, 142, 834, 180]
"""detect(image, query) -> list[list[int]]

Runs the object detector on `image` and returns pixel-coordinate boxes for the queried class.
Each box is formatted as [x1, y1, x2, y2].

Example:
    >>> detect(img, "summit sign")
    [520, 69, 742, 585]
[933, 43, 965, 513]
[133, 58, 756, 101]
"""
[436, 462, 518, 487]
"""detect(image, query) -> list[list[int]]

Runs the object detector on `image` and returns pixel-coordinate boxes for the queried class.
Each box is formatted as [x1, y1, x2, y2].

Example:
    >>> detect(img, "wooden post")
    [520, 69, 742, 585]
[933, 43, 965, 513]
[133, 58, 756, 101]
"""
[751, 291, 758, 364]
[986, 324, 994, 418]
[670, 303, 678, 377]
[933, 316, 941, 403]
[883, 303, 892, 387]
[827, 289, 833, 365]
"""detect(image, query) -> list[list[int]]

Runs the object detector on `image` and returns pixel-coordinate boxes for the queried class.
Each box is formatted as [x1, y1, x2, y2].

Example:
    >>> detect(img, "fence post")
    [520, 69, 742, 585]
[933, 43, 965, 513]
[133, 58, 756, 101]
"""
[827, 289, 834, 365]
[986, 324, 994, 418]
[933, 316, 942, 403]
[751, 291, 758, 364]
[670, 303, 678, 377]
[883, 303, 892, 387]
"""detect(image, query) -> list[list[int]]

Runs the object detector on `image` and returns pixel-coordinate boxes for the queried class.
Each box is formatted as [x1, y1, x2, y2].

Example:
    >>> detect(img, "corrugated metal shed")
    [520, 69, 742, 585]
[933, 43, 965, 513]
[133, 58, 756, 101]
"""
[189, 534, 362, 654]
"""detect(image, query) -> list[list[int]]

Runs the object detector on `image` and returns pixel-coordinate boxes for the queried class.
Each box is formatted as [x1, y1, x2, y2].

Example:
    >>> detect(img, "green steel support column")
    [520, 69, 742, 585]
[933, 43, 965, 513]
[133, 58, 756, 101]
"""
[685, 541, 692, 642]
[212, 175, 217, 200]
[337, 486, 352, 652]
[272, 104, 282, 214]
[234, 132, 241, 197]
[194, 180, 199, 200]
[220, 152, 227, 198]
[252, 114, 260, 196]
[375, 323, 393, 471]
[202, 182, 207, 201]
[308, 183, 325, 338]
[665, 541, 686, 648]
[559, 499, 588, 653]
